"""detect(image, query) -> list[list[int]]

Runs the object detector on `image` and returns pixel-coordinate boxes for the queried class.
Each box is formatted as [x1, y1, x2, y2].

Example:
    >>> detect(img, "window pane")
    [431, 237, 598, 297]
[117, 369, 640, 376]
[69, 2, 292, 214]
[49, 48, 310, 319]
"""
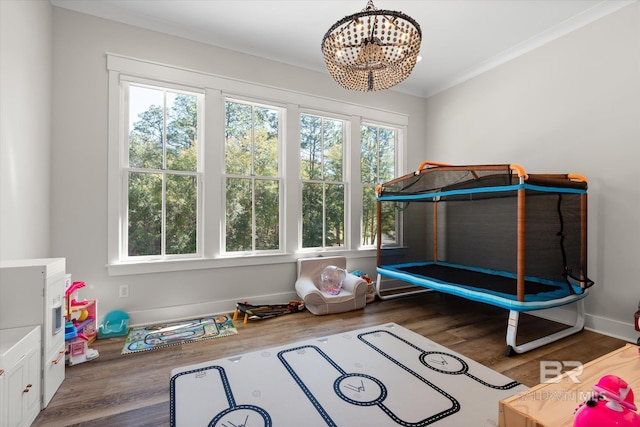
[325, 183, 344, 247]
[362, 188, 397, 246]
[324, 119, 343, 181]
[360, 125, 378, 184]
[166, 174, 197, 254]
[301, 114, 346, 250]
[225, 100, 281, 254]
[300, 115, 322, 180]
[361, 123, 397, 247]
[253, 107, 279, 177]
[302, 182, 323, 248]
[379, 128, 396, 182]
[380, 199, 397, 245]
[225, 177, 252, 252]
[129, 86, 163, 169]
[362, 186, 377, 246]
[128, 172, 161, 256]
[255, 179, 279, 250]
[166, 92, 198, 172]
[225, 102, 252, 175]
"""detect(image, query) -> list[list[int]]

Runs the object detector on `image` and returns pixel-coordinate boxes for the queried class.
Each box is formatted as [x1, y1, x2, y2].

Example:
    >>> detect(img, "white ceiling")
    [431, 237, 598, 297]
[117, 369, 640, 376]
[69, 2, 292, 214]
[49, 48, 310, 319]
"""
[50, 0, 634, 98]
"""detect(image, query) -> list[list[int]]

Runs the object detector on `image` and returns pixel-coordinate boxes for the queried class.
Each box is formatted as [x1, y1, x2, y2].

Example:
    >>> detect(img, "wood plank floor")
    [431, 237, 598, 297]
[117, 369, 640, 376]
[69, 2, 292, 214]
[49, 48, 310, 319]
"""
[33, 293, 629, 426]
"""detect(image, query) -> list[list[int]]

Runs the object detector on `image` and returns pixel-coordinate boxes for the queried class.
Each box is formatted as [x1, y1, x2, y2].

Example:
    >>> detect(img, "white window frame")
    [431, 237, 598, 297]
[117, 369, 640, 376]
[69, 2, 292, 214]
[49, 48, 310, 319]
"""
[121, 80, 205, 261]
[222, 97, 285, 256]
[360, 121, 403, 249]
[299, 111, 350, 252]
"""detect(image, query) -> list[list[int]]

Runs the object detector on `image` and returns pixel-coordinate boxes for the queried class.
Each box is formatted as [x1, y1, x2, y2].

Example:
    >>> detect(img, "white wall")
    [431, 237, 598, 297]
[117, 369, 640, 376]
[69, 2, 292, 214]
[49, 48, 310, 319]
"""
[50, 8, 426, 325]
[424, 3, 640, 342]
[0, 0, 53, 260]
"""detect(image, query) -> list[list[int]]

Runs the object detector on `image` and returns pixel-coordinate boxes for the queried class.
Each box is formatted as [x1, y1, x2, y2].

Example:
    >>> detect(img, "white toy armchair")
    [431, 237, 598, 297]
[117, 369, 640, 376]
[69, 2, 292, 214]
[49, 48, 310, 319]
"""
[295, 256, 368, 315]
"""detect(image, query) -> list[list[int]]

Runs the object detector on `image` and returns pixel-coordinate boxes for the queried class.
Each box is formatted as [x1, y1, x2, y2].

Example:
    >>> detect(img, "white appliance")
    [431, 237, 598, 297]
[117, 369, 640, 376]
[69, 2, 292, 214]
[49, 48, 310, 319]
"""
[0, 258, 66, 408]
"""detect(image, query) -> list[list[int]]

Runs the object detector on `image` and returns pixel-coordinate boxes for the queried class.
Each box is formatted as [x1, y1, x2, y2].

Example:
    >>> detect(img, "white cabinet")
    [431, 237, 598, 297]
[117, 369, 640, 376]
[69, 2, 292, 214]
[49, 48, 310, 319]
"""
[0, 326, 41, 427]
[0, 258, 66, 407]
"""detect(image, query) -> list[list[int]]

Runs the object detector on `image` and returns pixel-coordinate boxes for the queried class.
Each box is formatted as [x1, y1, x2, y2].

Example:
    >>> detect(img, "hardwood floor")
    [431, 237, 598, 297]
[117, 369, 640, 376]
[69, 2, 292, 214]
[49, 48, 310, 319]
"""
[33, 292, 629, 426]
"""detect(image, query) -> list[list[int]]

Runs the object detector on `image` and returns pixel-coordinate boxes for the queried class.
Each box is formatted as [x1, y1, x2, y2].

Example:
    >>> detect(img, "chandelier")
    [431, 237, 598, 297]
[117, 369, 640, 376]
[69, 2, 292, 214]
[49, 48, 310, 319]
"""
[321, 0, 422, 92]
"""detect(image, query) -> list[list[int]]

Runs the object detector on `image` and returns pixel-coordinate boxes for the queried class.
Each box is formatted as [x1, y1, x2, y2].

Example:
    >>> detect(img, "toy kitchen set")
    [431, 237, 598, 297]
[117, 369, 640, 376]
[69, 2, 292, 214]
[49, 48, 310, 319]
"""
[0, 258, 68, 426]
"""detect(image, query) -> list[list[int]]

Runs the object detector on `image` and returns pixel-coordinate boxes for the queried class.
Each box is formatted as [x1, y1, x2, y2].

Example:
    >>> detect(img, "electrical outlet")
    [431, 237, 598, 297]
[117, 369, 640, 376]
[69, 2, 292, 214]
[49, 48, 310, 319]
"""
[119, 284, 129, 298]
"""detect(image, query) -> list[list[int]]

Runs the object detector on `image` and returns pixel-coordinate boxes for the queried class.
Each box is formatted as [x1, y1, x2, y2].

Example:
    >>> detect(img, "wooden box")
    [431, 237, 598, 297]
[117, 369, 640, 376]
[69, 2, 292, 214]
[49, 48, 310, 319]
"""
[499, 344, 640, 427]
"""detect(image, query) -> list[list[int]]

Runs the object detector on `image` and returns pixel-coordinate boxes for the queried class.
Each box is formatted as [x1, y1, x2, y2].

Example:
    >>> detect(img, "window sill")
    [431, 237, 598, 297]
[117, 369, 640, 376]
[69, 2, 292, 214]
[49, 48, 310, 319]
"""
[106, 248, 376, 276]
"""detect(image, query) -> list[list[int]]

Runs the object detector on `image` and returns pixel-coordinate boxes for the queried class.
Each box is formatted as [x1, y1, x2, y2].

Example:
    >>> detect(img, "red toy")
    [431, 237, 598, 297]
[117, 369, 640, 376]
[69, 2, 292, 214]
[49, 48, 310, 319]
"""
[573, 375, 640, 427]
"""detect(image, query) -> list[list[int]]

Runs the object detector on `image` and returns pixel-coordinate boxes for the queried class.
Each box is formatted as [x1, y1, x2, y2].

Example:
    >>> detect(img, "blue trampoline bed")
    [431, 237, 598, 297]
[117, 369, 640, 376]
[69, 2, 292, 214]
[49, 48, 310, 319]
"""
[375, 162, 593, 355]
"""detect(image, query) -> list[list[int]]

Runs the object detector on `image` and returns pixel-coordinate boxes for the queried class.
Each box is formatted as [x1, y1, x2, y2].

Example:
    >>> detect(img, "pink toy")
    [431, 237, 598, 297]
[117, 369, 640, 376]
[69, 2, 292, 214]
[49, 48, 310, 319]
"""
[66, 281, 85, 296]
[574, 375, 640, 427]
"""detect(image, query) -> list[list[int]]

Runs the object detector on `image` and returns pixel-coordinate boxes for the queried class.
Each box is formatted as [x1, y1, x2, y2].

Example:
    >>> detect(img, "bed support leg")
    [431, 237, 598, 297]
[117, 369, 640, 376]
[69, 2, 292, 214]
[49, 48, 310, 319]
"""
[375, 273, 432, 300]
[505, 299, 586, 356]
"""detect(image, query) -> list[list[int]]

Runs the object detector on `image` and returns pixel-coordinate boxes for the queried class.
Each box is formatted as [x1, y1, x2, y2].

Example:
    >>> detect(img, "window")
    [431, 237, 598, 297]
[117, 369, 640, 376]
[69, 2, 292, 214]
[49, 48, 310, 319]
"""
[361, 124, 397, 247]
[125, 83, 202, 259]
[107, 54, 408, 273]
[224, 99, 282, 253]
[300, 114, 346, 249]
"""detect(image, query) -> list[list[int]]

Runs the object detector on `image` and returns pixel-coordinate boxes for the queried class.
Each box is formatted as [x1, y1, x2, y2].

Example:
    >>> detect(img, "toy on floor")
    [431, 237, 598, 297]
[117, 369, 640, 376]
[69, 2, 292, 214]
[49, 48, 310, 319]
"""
[65, 321, 99, 366]
[573, 375, 640, 427]
[351, 270, 373, 284]
[352, 269, 376, 303]
[233, 301, 304, 324]
[97, 309, 130, 339]
[320, 265, 346, 295]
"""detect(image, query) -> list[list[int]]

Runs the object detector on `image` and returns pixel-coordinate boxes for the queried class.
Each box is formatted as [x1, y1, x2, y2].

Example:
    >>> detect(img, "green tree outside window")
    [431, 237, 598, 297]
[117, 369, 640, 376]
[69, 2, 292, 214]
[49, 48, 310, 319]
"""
[300, 114, 345, 249]
[127, 85, 199, 257]
[361, 125, 397, 246]
[225, 100, 281, 253]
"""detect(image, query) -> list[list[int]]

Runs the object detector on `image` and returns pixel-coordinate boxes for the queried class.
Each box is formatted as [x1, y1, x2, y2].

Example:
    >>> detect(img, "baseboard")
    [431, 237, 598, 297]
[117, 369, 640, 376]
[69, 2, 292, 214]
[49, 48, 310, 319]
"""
[128, 290, 300, 327]
[529, 306, 637, 344]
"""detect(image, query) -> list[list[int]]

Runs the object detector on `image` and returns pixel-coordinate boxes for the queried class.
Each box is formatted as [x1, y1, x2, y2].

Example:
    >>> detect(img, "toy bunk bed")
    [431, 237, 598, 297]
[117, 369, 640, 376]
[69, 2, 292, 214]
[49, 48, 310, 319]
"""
[375, 162, 593, 355]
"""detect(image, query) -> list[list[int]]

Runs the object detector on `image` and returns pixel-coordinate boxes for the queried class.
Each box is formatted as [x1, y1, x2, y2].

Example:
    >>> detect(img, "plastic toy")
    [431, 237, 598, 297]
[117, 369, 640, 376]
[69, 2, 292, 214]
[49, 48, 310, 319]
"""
[573, 375, 640, 427]
[97, 309, 130, 339]
[320, 265, 346, 295]
[77, 309, 89, 322]
[67, 281, 88, 309]
[351, 269, 376, 303]
[65, 321, 99, 366]
[351, 270, 376, 304]
[65, 321, 78, 340]
[66, 335, 99, 366]
[351, 270, 373, 284]
[233, 301, 305, 324]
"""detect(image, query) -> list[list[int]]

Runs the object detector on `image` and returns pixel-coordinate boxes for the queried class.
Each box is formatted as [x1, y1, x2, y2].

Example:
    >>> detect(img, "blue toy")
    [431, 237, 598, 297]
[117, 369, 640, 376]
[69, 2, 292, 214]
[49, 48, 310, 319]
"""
[97, 310, 130, 339]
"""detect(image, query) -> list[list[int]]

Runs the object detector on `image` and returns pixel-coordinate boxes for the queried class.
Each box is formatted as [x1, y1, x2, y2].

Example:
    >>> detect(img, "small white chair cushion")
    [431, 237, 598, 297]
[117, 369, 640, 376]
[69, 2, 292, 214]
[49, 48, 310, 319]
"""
[295, 256, 368, 315]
